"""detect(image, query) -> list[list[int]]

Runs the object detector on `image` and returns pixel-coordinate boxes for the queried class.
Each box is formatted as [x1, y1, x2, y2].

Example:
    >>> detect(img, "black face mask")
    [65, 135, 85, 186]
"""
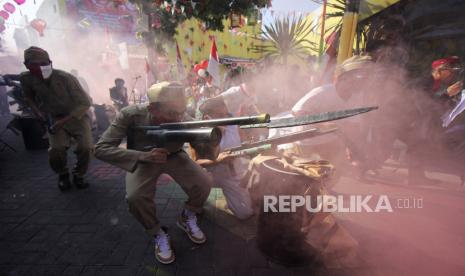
[27, 64, 43, 79]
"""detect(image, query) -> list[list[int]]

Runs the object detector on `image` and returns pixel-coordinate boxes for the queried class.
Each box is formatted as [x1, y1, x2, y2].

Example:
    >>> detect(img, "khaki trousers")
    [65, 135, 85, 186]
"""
[48, 116, 93, 176]
[125, 151, 213, 236]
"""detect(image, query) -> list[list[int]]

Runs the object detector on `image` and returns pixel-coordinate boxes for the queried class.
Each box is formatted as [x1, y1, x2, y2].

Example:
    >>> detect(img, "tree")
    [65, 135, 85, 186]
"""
[126, 0, 271, 44]
[120, 0, 270, 81]
[251, 16, 316, 65]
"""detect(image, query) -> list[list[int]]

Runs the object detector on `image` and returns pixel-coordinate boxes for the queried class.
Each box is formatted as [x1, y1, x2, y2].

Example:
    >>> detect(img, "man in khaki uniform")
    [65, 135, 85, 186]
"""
[19, 46, 92, 191]
[94, 81, 212, 265]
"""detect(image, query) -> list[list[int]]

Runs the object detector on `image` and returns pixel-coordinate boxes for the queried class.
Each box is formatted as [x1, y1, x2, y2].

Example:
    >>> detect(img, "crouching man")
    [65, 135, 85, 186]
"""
[94, 82, 212, 264]
[192, 97, 254, 220]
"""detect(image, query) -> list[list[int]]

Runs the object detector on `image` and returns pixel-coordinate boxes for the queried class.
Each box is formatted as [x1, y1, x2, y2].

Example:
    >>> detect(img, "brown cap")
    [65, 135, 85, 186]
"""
[24, 46, 50, 64]
[147, 81, 185, 103]
[335, 55, 373, 78]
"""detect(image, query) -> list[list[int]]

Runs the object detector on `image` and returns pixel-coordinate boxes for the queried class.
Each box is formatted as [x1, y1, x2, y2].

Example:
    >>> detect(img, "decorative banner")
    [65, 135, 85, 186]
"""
[112, 0, 127, 6]
[30, 18, 47, 36]
[65, 0, 138, 34]
[4, 3, 15, 13]
[118, 15, 133, 32]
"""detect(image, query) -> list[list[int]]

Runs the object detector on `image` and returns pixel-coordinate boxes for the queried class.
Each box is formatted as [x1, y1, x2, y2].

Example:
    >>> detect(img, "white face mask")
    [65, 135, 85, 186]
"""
[40, 64, 53, 79]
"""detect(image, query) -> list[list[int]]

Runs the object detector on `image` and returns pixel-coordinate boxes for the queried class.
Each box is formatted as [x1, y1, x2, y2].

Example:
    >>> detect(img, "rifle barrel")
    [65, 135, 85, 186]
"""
[146, 127, 222, 144]
[134, 113, 270, 130]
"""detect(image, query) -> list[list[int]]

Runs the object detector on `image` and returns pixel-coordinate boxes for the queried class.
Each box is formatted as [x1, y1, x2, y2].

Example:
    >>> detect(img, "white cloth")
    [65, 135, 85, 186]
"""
[442, 90, 465, 128]
[207, 125, 253, 219]
[221, 84, 255, 116]
[40, 65, 53, 79]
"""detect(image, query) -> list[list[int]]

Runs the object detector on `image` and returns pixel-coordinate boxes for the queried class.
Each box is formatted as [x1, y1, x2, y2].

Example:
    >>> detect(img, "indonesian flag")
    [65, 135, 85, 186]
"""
[207, 39, 221, 87]
[176, 40, 186, 81]
[145, 58, 151, 74]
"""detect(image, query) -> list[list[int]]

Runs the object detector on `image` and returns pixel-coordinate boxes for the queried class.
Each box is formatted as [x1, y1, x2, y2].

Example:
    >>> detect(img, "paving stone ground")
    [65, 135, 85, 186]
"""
[3, 115, 465, 276]
[0, 115, 339, 276]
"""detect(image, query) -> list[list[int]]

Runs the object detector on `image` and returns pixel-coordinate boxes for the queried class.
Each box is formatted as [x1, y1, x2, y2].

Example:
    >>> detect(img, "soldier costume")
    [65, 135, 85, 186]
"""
[94, 81, 212, 264]
[19, 46, 92, 190]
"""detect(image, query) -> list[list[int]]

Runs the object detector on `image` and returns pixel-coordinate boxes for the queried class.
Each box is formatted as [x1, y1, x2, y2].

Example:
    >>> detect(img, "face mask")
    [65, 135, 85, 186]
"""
[40, 64, 53, 79]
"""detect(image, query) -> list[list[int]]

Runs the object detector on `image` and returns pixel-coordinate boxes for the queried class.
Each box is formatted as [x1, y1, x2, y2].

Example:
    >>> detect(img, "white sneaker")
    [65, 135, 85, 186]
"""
[177, 210, 206, 244]
[154, 228, 175, 264]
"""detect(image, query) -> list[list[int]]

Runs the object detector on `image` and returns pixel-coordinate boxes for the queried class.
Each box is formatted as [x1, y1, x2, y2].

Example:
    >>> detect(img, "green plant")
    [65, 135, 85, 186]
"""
[251, 16, 316, 65]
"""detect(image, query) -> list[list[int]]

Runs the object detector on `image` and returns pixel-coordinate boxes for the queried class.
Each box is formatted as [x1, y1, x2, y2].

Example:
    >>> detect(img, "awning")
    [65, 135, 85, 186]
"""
[358, 0, 401, 22]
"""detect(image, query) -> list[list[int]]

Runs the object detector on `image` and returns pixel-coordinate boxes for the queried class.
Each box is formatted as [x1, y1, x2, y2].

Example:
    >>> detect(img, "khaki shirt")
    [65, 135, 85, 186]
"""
[19, 69, 91, 119]
[94, 104, 184, 173]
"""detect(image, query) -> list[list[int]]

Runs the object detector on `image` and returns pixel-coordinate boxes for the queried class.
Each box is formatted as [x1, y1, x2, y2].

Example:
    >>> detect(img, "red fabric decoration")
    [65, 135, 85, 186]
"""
[431, 56, 460, 69]
[193, 60, 208, 74]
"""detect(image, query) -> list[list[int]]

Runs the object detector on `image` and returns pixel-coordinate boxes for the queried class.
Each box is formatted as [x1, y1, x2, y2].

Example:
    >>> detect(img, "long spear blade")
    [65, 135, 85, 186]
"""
[226, 127, 337, 152]
[240, 106, 378, 129]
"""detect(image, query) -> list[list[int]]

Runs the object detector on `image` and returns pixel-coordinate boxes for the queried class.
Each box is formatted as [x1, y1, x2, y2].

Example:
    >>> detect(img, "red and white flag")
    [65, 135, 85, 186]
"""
[207, 39, 221, 87]
[175, 40, 186, 81]
[145, 58, 153, 91]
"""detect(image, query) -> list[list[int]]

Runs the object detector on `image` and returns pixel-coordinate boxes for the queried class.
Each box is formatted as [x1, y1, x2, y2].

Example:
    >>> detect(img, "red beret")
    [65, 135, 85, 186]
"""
[431, 56, 460, 69]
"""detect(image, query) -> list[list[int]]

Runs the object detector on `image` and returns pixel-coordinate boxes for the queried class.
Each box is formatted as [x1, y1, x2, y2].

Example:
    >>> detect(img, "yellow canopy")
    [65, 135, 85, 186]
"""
[359, 0, 401, 22]
[303, 0, 401, 57]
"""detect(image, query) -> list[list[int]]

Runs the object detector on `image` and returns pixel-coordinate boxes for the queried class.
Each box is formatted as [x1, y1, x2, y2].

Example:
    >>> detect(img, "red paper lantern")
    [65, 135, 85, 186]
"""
[3, 3, 15, 13]
[14, 0, 26, 4]
[3, 3, 15, 14]
[0, 10, 9, 20]
[31, 18, 47, 36]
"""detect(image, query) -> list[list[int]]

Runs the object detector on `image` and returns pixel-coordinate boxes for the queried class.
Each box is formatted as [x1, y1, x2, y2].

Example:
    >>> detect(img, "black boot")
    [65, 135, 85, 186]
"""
[58, 173, 71, 191]
[73, 175, 89, 189]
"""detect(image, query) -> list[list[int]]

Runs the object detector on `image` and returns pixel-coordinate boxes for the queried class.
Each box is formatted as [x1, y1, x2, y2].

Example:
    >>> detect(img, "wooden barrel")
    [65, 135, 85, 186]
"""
[248, 157, 323, 266]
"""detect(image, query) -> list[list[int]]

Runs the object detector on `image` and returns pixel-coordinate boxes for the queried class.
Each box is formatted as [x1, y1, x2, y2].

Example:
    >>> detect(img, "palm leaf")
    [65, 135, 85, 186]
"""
[251, 15, 317, 64]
